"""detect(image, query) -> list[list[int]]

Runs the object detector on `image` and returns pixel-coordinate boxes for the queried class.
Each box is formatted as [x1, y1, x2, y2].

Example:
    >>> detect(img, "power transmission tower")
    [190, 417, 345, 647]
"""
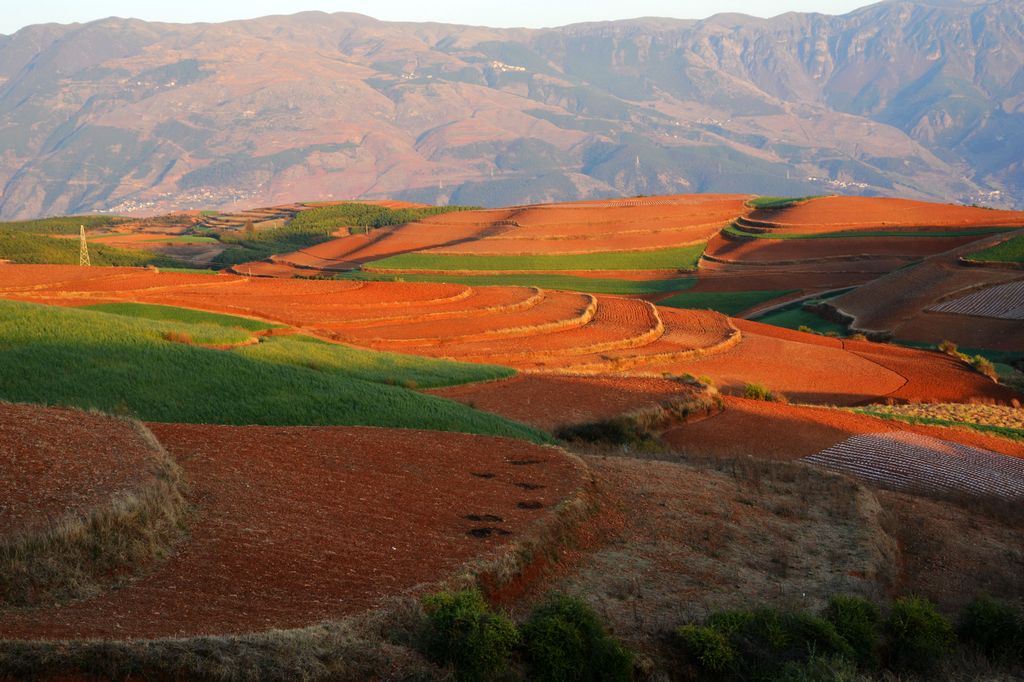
[79, 226, 91, 266]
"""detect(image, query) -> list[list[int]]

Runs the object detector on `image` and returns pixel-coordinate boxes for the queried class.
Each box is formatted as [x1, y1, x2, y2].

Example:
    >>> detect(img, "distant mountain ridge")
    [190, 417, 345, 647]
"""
[0, 0, 1021, 218]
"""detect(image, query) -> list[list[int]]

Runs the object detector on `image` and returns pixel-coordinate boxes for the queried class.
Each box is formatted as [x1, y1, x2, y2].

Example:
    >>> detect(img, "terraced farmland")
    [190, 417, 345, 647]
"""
[1, 264, 1013, 406]
[803, 432, 1024, 500]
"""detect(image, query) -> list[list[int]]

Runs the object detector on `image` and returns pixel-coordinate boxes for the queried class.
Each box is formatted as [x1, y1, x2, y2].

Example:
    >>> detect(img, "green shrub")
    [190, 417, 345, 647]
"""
[676, 625, 736, 674]
[743, 382, 785, 403]
[938, 339, 960, 356]
[958, 596, 1023, 662]
[554, 417, 651, 448]
[522, 595, 633, 682]
[884, 596, 955, 674]
[825, 595, 881, 669]
[700, 608, 853, 680]
[421, 590, 519, 681]
[970, 354, 999, 381]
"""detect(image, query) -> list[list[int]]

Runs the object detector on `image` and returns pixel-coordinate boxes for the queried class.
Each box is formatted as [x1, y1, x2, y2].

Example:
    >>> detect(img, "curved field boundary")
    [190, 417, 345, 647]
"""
[343, 293, 599, 348]
[455, 300, 666, 363]
[558, 314, 742, 374]
[320, 287, 546, 329]
[803, 432, 1024, 500]
[926, 280, 1024, 320]
[959, 257, 1024, 270]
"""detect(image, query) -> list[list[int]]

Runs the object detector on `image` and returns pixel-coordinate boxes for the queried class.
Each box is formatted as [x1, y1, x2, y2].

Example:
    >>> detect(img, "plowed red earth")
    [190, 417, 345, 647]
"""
[430, 375, 695, 432]
[749, 196, 1024, 232]
[0, 403, 158, 536]
[0, 425, 581, 640]
[664, 397, 1024, 461]
[708, 233, 983, 263]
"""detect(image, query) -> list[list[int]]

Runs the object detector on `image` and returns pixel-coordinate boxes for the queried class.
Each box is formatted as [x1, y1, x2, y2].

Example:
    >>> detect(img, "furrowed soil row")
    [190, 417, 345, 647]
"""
[803, 432, 1024, 500]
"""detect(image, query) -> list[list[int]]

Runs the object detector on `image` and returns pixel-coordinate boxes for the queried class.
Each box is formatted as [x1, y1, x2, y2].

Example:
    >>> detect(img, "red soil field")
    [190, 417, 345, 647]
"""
[704, 232, 971, 266]
[0, 403, 159, 536]
[425, 225, 718, 256]
[748, 196, 1024, 232]
[332, 291, 594, 346]
[0, 425, 582, 640]
[664, 397, 1024, 461]
[432, 375, 701, 432]
[422, 297, 661, 366]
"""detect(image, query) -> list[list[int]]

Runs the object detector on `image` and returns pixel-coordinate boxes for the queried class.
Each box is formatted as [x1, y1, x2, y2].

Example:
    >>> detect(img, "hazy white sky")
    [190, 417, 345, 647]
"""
[2, 0, 877, 35]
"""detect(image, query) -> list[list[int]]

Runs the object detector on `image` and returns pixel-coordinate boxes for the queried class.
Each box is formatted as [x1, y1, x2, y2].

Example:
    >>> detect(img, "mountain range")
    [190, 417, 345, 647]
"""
[0, 0, 1022, 219]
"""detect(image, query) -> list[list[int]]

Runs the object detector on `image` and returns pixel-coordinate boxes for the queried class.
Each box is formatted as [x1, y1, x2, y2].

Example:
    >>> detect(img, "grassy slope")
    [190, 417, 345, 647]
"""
[0, 232, 183, 267]
[967, 234, 1024, 263]
[364, 244, 707, 272]
[0, 301, 545, 442]
[659, 289, 799, 316]
[745, 196, 821, 209]
[338, 271, 698, 295]
[82, 303, 284, 331]
[236, 335, 514, 389]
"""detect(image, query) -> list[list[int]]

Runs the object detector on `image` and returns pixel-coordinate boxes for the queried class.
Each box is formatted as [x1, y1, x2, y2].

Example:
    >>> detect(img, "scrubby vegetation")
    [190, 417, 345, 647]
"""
[937, 339, 1001, 382]
[675, 595, 1024, 679]
[420, 590, 520, 681]
[364, 244, 707, 272]
[555, 382, 721, 450]
[968, 234, 1024, 264]
[339, 271, 698, 296]
[0, 301, 546, 442]
[0, 231, 184, 267]
[416, 591, 632, 682]
[660, 289, 798, 316]
[0, 427, 189, 607]
[742, 382, 786, 402]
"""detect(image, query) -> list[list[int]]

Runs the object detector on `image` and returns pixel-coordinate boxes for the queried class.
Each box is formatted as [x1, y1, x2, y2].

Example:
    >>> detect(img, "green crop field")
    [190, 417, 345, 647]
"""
[660, 289, 799, 316]
[236, 334, 514, 389]
[725, 223, 1014, 241]
[745, 196, 820, 209]
[0, 215, 127, 234]
[364, 244, 706, 272]
[0, 301, 545, 442]
[0, 232, 184, 267]
[752, 296, 850, 336]
[967, 234, 1024, 263]
[338, 270, 698, 295]
[82, 303, 284, 332]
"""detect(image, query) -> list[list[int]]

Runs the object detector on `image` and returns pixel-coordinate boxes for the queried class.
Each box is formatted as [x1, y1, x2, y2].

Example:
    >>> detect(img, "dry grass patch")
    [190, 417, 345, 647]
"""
[0, 422, 189, 607]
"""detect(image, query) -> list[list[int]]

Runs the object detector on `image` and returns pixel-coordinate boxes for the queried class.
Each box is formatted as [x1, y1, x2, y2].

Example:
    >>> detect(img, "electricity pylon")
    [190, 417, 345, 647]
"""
[79, 225, 91, 266]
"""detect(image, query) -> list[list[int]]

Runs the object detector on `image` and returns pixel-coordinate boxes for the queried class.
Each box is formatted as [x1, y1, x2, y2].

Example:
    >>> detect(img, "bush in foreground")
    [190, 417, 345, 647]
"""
[420, 590, 519, 681]
[884, 596, 955, 674]
[958, 596, 1023, 663]
[522, 595, 633, 682]
[824, 595, 881, 669]
[743, 382, 786, 403]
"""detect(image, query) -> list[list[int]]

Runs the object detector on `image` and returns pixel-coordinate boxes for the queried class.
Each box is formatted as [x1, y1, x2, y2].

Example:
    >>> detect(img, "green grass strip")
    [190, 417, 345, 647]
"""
[724, 223, 1015, 241]
[365, 244, 706, 272]
[967, 234, 1024, 264]
[236, 335, 514, 389]
[338, 270, 697, 295]
[82, 303, 284, 332]
[853, 409, 1024, 442]
[660, 289, 799, 316]
[0, 301, 546, 442]
[745, 196, 821, 209]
